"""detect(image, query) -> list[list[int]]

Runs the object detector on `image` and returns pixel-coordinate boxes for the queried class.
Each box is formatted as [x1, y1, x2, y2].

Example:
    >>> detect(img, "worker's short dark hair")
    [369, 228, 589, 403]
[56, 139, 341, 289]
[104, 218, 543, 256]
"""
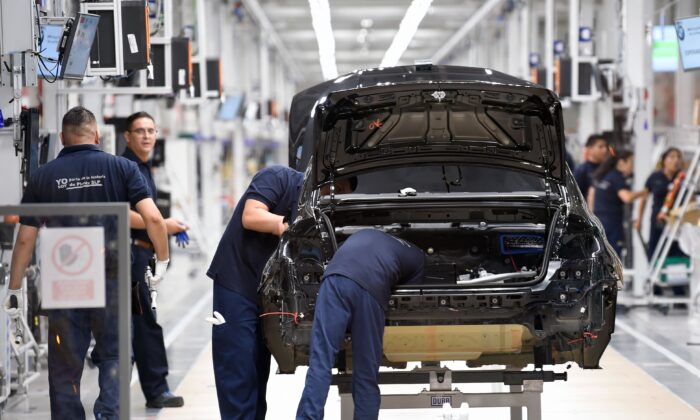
[62, 106, 96, 133]
[126, 111, 155, 132]
[585, 134, 607, 148]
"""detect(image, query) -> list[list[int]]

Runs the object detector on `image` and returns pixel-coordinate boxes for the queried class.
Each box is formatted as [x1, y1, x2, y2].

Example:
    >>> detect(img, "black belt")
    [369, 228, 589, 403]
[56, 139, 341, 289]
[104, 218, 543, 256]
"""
[131, 239, 154, 250]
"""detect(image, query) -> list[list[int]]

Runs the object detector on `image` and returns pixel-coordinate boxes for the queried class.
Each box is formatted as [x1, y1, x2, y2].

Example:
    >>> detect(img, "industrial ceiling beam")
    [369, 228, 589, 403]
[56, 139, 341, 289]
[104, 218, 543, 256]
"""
[279, 28, 452, 42]
[241, 0, 304, 82]
[291, 49, 434, 62]
[431, 0, 505, 64]
[264, 5, 477, 20]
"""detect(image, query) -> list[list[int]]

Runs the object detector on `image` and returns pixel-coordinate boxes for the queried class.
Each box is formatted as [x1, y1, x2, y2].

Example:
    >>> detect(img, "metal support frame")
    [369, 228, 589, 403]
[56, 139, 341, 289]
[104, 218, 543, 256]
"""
[0, 203, 130, 420]
[241, 0, 303, 82]
[431, 0, 505, 64]
[332, 367, 566, 420]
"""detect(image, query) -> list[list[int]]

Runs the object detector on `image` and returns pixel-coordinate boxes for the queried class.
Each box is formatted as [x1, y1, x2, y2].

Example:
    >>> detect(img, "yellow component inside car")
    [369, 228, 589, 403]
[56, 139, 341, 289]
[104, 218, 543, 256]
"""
[383, 324, 532, 362]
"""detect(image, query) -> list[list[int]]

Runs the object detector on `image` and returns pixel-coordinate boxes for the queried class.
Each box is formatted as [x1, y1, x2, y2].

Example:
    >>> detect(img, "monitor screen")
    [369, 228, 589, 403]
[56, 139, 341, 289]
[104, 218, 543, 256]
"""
[37, 24, 64, 79]
[218, 95, 244, 121]
[60, 13, 100, 80]
[676, 16, 700, 71]
[652, 25, 679, 72]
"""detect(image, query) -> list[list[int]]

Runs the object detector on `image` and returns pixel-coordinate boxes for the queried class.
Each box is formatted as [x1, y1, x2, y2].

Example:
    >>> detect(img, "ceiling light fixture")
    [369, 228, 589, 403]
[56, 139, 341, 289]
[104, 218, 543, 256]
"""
[380, 0, 433, 68]
[308, 0, 338, 80]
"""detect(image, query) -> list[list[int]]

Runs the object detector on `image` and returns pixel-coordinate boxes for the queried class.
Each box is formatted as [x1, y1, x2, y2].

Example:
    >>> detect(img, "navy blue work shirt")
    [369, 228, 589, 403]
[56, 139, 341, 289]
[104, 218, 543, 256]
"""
[644, 170, 677, 220]
[20, 144, 151, 223]
[207, 165, 304, 303]
[121, 147, 157, 244]
[573, 161, 599, 198]
[593, 169, 630, 245]
[323, 229, 425, 310]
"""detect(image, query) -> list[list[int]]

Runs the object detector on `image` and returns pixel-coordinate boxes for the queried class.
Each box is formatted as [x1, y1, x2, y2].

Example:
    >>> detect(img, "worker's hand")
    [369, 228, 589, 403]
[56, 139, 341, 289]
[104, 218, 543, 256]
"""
[3, 288, 23, 319]
[275, 219, 289, 237]
[146, 259, 170, 290]
[656, 212, 668, 223]
[633, 219, 642, 232]
[165, 218, 189, 235]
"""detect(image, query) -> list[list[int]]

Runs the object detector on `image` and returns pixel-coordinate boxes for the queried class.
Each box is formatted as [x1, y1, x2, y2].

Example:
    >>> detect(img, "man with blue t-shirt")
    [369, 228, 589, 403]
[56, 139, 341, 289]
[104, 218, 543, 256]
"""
[574, 134, 608, 199]
[296, 229, 425, 420]
[3, 107, 169, 419]
[122, 111, 187, 408]
[207, 165, 304, 420]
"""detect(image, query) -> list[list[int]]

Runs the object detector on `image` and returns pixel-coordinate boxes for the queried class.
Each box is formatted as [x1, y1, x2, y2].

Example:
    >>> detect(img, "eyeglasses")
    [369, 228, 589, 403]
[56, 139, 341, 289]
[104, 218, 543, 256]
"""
[130, 128, 158, 136]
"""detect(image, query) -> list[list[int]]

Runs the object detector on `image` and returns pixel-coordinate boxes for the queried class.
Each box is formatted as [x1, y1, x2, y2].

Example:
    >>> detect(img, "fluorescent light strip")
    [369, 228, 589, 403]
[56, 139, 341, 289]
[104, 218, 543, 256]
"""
[380, 0, 433, 68]
[308, 0, 338, 80]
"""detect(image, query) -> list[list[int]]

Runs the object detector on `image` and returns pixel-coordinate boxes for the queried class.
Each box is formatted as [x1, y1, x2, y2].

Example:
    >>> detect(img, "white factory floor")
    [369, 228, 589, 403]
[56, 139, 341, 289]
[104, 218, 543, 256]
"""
[3, 251, 700, 419]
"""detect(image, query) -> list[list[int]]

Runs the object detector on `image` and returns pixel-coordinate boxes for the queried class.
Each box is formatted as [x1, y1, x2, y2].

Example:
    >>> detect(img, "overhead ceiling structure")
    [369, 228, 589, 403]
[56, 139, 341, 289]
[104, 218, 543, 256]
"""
[261, 0, 493, 85]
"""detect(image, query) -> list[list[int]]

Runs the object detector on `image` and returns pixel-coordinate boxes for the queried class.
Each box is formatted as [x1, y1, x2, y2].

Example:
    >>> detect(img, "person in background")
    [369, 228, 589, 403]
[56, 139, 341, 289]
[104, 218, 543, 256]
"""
[122, 111, 187, 408]
[589, 150, 646, 257]
[574, 134, 609, 199]
[635, 147, 684, 259]
[636, 147, 687, 297]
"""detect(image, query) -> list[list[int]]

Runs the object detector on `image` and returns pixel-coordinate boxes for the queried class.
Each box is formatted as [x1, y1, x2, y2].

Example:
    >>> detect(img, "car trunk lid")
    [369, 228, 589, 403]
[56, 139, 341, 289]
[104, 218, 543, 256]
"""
[312, 83, 565, 187]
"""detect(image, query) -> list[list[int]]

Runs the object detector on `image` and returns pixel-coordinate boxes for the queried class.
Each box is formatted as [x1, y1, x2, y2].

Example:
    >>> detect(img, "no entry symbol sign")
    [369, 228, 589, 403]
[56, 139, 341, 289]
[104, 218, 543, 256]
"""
[40, 227, 106, 309]
[51, 235, 93, 276]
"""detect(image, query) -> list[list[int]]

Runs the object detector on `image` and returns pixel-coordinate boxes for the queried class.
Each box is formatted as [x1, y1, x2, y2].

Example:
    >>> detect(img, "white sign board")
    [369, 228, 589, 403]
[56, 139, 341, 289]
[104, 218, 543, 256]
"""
[39, 227, 105, 309]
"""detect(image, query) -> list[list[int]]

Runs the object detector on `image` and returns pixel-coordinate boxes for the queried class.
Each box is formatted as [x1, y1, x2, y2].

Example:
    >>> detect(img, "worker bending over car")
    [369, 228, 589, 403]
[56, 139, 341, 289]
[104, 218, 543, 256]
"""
[296, 229, 425, 420]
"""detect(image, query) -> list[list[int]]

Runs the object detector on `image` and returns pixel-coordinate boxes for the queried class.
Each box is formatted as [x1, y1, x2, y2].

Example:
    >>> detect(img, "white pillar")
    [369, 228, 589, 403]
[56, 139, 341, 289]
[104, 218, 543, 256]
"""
[675, 1, 696, 126]
[259, 31, 270, 120]
[519, 1, 531, 80]
[627, 0, 655, 297]
[544, 0, 554, 89]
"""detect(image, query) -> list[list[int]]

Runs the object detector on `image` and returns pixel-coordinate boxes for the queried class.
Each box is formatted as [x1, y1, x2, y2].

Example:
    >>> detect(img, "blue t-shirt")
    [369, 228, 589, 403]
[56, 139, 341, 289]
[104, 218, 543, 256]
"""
[593, 169, 630, 241]
[573, 160, 599, 197]
[644, 170, 676, 221]
[207, 166, 304, 303]
[122, 147, 157, 244]
[20, 144, 151, 223]
[323, 230, 425, 310]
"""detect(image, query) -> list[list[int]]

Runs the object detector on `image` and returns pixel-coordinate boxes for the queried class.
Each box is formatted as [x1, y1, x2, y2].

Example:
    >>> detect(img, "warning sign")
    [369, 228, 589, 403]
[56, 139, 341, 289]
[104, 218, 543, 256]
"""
[40, 227, 105, 309]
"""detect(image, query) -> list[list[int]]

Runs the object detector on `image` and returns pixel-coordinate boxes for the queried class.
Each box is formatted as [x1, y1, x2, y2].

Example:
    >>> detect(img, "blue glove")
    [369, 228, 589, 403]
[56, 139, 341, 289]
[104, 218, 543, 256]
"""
[175, 231, 190, 248]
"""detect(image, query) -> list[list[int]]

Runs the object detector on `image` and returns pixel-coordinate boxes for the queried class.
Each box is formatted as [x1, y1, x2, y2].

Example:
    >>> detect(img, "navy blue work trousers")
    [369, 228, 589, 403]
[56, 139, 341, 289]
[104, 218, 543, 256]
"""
[296, 275, 385, 420]
[48, 306, 118, 420]
[131, 245, 170, 400]
[212, 282, 270, 420]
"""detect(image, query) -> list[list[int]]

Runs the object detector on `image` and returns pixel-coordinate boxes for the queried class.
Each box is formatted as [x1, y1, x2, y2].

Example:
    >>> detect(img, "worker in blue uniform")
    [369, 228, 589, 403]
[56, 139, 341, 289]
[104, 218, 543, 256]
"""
[3, 107, 170, 419]
[589, 150, 645, 257]
[207, 165, 305, 420]
[574, 134, 609, 199]
[296, 229, 425, 420]
[636, 147, 684, 259]
[122, 112, 187, 408]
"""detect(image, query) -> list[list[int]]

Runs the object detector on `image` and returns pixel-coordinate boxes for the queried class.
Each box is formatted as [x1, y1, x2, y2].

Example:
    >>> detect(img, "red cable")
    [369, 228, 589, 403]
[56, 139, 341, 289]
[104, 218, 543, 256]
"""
[510, 255, 519, 272]
[568, 332, 599, 345]
[259, 311, 299, 324]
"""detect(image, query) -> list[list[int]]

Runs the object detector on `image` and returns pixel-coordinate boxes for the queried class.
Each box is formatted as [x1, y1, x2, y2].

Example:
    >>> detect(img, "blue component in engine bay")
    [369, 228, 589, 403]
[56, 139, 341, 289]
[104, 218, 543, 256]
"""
[499, 234, 545, 255]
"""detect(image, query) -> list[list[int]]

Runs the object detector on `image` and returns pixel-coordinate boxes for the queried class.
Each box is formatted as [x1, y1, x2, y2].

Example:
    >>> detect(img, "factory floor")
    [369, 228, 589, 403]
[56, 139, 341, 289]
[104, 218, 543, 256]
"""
[3, 253, 700, 419]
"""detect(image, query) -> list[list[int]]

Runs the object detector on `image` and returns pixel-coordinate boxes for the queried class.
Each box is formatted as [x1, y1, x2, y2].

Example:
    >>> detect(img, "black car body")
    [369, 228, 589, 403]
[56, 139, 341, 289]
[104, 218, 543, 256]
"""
[260, 65, 621, 374]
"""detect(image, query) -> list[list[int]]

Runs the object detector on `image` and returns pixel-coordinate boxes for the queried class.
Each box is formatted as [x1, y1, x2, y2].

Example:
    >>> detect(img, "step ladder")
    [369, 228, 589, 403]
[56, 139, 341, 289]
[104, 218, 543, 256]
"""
[646, 142, 700, 304]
